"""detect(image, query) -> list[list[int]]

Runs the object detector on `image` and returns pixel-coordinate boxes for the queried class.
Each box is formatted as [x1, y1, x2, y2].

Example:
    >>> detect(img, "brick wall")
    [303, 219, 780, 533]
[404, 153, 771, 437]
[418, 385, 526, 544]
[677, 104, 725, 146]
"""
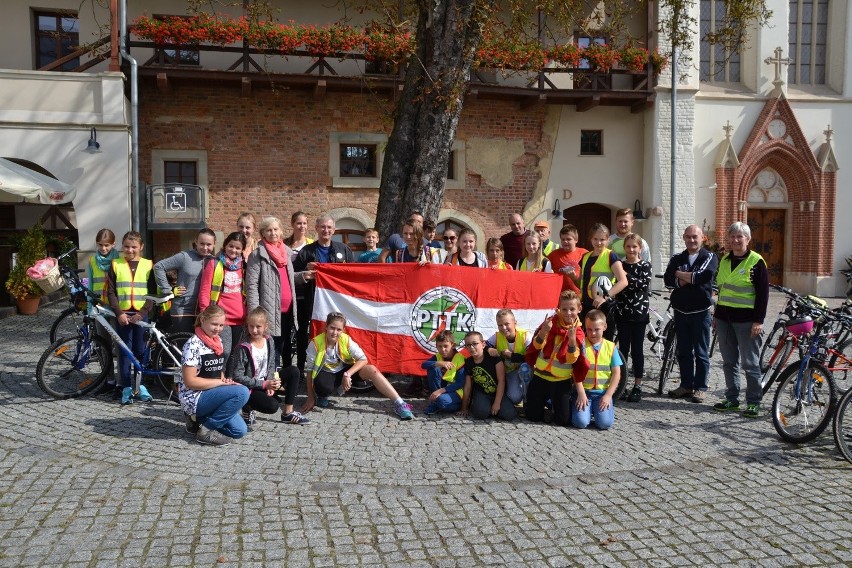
[137, 83, 550, 248]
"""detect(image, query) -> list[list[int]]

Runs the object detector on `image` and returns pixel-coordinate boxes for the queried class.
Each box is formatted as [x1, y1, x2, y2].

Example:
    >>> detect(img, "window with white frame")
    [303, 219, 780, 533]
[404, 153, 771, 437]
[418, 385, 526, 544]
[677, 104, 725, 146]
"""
[151, 149, 208, 219]
[329, 133, 386, 188]
[698, 0, 741, 82]
[788, 0, 828, 85]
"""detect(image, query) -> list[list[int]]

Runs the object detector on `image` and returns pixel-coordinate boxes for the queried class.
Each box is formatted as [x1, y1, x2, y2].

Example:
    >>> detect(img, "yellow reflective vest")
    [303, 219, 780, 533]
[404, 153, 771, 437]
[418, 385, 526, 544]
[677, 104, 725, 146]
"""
[534, 329, 580, 382]
[580, 248, 616, 299]
[495, 328, 529, 372]
[113, 258, 152, 311]
[582, 340, 616, 391]
[88, 257, 108, 302]
[311, 332, 355, 379]
[437, 351, 466, 398]
[716, 251, 762, 309]
[208, 261, 244, 303]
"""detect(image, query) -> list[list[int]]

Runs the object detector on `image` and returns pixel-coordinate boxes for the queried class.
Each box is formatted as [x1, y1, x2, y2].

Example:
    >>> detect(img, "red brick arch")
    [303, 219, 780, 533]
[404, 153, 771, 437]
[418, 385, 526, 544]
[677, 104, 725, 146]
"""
[715, 96, 835, 276]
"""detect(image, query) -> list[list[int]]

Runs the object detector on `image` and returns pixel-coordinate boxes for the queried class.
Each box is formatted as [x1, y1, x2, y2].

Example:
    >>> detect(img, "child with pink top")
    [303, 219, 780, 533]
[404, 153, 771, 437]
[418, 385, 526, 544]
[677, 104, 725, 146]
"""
[198, 232, 248, 362]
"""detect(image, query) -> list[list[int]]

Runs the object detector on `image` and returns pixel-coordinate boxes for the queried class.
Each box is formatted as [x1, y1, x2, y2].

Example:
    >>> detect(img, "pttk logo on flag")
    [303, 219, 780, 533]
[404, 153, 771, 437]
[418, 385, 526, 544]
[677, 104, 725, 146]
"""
[312, 264, 562, 375]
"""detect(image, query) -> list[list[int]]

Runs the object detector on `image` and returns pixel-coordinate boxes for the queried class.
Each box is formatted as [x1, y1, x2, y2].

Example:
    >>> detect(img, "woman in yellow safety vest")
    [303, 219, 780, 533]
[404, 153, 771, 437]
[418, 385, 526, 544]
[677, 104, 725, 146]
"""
[485, 238, 512, 270]
[713, 222, 770, 418]
[106, 231, 157, 405]
[198, 232, 247, 361]
[579, 223, 629, 340]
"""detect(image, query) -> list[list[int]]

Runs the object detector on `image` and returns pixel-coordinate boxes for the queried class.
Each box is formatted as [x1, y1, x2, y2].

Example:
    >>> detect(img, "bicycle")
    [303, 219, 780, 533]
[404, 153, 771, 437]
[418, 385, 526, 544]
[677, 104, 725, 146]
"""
[48, 248, 91, 343]
[832, 385, 852, 463]
[35, 257, 188, 399]
[770, 306, 850, 443]
[645, 289, 678, 396]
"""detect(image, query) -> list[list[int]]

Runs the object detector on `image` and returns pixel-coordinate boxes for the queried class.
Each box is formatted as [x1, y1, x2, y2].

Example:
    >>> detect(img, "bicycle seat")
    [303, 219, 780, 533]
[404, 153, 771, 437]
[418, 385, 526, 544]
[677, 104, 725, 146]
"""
[785, 317, 814, 337]
[142, 293, 175, 305]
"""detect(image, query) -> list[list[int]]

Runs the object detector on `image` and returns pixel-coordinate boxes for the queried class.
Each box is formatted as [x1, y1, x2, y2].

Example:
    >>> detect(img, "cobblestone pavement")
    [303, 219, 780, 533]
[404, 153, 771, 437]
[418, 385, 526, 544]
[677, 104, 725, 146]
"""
[1, 293, 850, 567]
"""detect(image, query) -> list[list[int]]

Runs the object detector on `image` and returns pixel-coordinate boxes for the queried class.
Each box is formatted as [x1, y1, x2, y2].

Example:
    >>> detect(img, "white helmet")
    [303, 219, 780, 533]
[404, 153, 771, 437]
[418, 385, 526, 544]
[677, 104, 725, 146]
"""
[591, 275, 613, 298]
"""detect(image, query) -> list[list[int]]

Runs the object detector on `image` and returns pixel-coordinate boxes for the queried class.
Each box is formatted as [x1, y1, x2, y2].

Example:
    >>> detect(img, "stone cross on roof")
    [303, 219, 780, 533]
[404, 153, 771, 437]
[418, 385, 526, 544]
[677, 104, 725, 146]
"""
[824, 124, 833, 143]
[723, 120, 734, 139]
[764, 46, 793, 97]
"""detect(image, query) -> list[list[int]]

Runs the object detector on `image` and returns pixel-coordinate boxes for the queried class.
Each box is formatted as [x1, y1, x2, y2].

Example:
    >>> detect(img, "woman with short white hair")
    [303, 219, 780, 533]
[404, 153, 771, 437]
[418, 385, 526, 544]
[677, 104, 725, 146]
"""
[713, 222, 770, 418]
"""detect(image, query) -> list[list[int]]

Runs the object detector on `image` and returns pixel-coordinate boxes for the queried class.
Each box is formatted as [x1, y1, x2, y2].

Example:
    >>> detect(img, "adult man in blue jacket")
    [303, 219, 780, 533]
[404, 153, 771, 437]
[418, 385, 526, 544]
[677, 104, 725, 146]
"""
[663, 225, 719, 403]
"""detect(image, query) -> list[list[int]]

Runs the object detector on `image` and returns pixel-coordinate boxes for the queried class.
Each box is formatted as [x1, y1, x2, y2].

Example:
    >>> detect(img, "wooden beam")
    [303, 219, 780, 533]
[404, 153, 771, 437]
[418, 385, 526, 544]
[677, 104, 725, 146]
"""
[576, 95, 600, 112]
[241, 76, 251, 97]
[313, 79, 326, 100]
[631, 98, 653, 114]
[520, 94, 546, 110]
[156, 72, 169, 93]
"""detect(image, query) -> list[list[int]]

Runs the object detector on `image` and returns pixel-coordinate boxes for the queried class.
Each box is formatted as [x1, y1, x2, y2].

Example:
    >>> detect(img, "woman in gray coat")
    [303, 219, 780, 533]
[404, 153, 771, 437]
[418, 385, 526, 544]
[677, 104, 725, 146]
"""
[245, 216, 312, 368]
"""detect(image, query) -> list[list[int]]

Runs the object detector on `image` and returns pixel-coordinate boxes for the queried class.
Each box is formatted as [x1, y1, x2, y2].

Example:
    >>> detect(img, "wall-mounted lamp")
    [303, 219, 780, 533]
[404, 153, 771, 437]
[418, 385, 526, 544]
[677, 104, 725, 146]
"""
[551, 198, 562, 218]
[632, 199, 647, 221]
[808, 201, 816, 212]
[85, 127, 101, 154]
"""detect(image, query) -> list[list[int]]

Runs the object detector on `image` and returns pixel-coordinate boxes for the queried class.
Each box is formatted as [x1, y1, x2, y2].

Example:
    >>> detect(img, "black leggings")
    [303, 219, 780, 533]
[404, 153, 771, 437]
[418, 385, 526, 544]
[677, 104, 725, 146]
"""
[273, 309, 295, 369]
[525, 374, 575, 426]
[616, 320, 647, 379]
[313, 368, 350, 398]
[243, 365, 300, 414]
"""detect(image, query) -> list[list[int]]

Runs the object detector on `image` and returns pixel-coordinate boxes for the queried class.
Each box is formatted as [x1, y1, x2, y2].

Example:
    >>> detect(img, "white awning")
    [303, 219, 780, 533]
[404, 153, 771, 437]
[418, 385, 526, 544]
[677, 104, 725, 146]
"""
[0, 158, 76, 204]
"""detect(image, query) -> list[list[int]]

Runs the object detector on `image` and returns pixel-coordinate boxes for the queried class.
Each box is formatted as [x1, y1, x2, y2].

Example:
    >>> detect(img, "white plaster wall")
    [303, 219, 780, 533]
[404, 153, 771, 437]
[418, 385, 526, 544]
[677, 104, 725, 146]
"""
[547, 106, 645, 211]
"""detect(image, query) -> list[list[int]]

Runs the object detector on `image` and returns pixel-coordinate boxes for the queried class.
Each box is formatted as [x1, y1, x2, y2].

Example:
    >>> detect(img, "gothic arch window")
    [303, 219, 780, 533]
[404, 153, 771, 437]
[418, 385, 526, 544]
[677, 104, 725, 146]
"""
[699, 0, 741, 82]
[788, 0, 828, 85]
[748, 168, 788, 203]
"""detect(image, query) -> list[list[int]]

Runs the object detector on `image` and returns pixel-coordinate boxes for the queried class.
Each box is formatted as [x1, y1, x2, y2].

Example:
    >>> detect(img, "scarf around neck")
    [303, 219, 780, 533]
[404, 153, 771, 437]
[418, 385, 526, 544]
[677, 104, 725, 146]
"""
[218, 251, 242, 271]
[195, 326, 223, 356]
[263, 239, 289, 268]
[95, 248, 120, 272]
[541, 314, 579, 364]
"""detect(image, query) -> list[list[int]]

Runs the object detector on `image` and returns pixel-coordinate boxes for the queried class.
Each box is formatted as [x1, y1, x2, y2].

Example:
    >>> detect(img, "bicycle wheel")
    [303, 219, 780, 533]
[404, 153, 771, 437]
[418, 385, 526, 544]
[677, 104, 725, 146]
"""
[760, 338, 794, 396]
[759, 322, 785, 373]
[49, 306, 84, 344]
[772, 361, 837, 443]
[36, 335, 111, 399]
[827, 338, 852, 394]
[656, 323, 677, 395]
[151, 332, 193, 398]
[832, 386, 852, 463]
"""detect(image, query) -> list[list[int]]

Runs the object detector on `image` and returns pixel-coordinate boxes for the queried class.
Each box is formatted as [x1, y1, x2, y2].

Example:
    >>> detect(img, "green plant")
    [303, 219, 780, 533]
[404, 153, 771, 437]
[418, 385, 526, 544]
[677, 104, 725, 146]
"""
[5, 224, 47, 300]
[46, 234, 76, 271]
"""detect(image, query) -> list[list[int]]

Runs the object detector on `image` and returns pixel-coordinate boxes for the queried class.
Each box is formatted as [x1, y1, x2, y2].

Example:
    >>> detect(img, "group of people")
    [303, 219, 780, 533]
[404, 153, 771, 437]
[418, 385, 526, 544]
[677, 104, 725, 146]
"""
[83, 206, 769, 446]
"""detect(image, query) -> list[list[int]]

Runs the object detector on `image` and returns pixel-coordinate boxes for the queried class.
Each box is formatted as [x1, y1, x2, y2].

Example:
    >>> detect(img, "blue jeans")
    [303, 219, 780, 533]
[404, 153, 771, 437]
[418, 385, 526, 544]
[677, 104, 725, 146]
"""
[503, 367, 524, 404]
[572, 390, 615, 430]
[716, 318, 763, 404]
[425, 368, 462, 412]
[196, 384, 251, 438]
[674, 310, 712, 391]
[116, 316, 148, 387]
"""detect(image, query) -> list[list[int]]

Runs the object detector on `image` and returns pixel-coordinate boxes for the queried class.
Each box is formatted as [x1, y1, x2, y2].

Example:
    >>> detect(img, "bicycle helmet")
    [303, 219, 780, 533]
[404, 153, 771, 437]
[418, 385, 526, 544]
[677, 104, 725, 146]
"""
[785, 316, 814, 337]
[591, 275, 613, 298]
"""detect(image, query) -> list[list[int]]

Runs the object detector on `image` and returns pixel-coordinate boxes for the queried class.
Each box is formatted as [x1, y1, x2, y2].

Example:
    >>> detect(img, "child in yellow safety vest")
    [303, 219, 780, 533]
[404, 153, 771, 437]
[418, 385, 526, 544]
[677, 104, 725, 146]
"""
[485, 309, 531, 405]
[88, 228, 120, 394]
[198, 232, 248, 361]
[106, 231, 157, 405]
[421, 330, 467, 415]
[526, 290, 588, 426]
[571, 309, 622, 430]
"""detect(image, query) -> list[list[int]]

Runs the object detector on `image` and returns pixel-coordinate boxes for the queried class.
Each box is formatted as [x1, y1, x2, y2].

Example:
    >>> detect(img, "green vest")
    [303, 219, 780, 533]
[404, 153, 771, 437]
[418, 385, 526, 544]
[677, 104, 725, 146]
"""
[580, 248, 616, 298]
[610, 237, 626, 259]
[542, 240, 558, 256]
[113, 258, 152, 311]
[88, 256, 108, 302]
[311, 332, 354, 379]
[437, 351, 466, 397]
[208, 261, 244, 303]
[582, 340, 615, 391]
[495, 328, 528, 372]
[716, 251, 762, 309]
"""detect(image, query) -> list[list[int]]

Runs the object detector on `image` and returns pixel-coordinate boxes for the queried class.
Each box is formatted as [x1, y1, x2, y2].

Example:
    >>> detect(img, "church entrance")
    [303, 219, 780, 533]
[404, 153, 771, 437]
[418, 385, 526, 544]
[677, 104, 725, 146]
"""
[748, 208, 785, 286]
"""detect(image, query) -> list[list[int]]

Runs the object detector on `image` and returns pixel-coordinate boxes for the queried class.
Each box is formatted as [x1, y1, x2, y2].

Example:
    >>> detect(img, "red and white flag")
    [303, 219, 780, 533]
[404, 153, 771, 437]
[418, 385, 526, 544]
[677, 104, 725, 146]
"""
[312, 263, 563, 375]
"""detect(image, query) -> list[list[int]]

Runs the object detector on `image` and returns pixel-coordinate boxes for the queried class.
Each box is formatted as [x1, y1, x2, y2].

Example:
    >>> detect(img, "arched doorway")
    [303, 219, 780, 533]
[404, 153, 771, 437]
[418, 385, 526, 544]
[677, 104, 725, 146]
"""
[562, 203, 611, 250]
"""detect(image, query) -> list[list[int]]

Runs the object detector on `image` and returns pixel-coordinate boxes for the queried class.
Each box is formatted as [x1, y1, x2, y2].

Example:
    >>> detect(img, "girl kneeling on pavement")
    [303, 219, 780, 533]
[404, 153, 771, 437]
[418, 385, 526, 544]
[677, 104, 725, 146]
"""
[302, 312, 414, 420]
[180, 305, 250, 446]
[228, 307, 310, 427]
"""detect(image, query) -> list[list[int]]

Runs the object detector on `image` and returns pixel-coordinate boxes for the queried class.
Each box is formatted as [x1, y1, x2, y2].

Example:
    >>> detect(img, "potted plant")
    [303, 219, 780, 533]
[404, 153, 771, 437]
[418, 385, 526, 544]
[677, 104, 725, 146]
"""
[5, 224, 47, 314]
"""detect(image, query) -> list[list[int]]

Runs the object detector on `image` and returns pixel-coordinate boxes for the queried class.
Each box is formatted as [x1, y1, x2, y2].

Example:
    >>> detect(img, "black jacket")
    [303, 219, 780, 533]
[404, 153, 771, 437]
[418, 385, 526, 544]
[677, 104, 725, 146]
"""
[663, 248, 718, 313]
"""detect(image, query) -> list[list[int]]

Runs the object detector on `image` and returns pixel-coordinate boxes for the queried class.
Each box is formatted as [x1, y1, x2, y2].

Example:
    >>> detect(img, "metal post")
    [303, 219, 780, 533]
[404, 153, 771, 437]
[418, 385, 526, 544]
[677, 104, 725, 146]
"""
[119, 0, 139, 232]
[669, 44, 678, 257]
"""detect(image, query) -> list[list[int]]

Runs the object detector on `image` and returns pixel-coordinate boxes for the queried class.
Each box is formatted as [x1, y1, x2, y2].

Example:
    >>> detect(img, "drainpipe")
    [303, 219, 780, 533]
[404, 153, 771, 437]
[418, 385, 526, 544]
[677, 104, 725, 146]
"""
[119, 0, 140, 232]
[669, 44, 678, 258]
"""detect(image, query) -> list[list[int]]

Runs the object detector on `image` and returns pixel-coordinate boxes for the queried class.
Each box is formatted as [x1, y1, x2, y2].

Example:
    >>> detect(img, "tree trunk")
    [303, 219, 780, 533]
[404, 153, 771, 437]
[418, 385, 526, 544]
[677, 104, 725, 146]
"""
[375, 0, 487, 241]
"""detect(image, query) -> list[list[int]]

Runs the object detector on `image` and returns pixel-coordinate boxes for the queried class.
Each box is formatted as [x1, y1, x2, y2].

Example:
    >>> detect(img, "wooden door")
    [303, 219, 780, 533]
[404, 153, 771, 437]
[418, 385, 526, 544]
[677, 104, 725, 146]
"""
[562, 203, 612, 250]
[748, 208, 785, 285]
